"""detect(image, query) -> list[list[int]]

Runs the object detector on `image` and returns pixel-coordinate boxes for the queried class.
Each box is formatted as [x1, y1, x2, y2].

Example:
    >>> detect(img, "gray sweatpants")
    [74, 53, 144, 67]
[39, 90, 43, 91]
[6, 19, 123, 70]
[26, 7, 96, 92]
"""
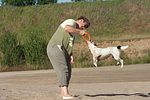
[47, 44, 71, 87]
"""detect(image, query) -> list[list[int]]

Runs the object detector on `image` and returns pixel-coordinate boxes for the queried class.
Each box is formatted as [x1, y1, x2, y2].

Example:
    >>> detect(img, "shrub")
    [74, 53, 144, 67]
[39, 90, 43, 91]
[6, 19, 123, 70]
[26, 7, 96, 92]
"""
[0, 31, 24, 66]
[23, 32, 47, 65]
[147, 49, 150, 57]
[144, 49, 150, 63]
[78, 51, 88, 62]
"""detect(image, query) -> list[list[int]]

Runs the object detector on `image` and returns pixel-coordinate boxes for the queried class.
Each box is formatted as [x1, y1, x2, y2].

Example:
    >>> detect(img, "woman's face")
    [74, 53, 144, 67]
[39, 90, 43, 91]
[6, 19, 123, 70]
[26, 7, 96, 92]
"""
[78, 19, 87, 30]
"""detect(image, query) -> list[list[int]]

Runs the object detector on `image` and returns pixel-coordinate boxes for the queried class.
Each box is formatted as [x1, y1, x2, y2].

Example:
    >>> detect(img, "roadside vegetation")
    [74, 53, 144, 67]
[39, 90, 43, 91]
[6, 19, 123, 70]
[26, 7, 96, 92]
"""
[0, 0, 150, 71]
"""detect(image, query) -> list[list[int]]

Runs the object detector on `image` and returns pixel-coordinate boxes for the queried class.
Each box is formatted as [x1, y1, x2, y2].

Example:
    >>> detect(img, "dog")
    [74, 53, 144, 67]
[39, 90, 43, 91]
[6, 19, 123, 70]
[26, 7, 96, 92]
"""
[87, 41, 129, 68]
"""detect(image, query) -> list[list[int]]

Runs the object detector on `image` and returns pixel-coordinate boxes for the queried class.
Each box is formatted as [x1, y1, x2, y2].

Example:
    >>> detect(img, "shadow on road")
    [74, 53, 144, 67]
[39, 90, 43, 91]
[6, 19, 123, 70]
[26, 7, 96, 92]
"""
[85, 93, 150, 98]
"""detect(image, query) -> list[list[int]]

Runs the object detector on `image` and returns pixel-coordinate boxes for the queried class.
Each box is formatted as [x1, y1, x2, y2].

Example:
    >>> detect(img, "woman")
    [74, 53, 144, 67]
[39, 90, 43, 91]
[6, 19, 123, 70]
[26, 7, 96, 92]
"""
[47, 16, 90, 99]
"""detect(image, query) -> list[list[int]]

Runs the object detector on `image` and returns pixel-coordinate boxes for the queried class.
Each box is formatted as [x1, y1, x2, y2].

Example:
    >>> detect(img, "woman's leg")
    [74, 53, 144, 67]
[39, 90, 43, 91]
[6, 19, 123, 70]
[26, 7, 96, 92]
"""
[61, 57, 72, 97]
[47, 45, 72, 97]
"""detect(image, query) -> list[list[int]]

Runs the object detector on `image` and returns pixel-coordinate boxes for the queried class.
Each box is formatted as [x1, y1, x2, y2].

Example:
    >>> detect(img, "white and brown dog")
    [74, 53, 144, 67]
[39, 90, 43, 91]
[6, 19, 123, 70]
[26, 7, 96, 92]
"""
[87, 41, 129, 68]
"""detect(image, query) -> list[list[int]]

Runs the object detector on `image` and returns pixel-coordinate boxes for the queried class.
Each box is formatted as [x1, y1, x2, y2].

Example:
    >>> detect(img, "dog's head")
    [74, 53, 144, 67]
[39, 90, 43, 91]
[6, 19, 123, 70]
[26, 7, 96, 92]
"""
[87, 41, 98, 54]
[87, 41, 98, 47]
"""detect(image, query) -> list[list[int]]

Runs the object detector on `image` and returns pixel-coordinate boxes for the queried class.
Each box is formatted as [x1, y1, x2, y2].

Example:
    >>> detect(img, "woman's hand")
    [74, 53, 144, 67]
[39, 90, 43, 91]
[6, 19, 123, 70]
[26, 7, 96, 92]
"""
[79, 30, 87, 36]
[70, 55, 74, 64]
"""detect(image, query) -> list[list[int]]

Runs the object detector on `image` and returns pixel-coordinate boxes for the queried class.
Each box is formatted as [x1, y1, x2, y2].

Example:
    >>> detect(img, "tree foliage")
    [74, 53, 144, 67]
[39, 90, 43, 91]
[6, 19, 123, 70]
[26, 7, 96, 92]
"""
[37, 0, 57, 5]
[1, 0, 57, 6]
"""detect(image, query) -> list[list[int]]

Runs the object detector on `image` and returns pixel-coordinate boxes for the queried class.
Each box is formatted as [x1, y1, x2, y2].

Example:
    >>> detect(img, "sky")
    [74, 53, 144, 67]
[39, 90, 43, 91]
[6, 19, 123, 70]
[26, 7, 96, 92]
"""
[57, 0, 72, 3]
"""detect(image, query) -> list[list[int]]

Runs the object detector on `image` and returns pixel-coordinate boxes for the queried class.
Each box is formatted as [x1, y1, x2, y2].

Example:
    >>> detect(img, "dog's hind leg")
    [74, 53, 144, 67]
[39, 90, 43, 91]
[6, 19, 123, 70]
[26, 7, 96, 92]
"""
[112, 53, 124, 68]
[118, 59, 124, 68]
[115, 58, 124, 68]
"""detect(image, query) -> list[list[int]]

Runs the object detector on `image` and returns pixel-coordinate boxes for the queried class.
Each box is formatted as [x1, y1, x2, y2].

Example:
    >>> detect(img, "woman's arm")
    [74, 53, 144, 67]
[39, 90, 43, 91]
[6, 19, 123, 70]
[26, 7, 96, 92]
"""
[64, 25, 87, 36]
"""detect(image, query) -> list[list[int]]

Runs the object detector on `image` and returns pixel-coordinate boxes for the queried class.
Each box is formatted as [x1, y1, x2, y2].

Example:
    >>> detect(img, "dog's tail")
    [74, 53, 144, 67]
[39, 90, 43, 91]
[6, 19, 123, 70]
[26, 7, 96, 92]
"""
[117, 45, 129, 50]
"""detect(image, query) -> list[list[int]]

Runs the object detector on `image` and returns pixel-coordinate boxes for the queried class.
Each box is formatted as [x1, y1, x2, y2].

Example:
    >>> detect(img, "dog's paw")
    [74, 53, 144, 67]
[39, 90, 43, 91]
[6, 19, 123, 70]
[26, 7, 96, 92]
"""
[94, 63, 97, 67]
[117, 62, 120, 65]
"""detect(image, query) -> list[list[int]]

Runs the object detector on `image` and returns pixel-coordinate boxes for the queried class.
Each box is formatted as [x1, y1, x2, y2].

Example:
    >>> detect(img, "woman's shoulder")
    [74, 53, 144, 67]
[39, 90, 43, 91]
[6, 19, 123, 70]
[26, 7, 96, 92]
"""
[61, 19, 76, 28]
[64, 19, 76, 22]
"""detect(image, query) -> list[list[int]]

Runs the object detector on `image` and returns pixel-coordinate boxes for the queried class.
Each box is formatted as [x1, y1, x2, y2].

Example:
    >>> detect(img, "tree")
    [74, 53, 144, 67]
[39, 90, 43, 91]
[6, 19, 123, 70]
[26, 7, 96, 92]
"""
[1, 0, 36, 6]
[1, 0, 57, 6]
[37, 0, 57, 5]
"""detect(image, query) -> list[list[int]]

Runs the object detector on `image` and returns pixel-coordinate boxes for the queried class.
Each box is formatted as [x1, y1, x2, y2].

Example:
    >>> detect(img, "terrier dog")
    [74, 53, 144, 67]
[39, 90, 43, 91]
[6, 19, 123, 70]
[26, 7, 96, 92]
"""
[87, 41, 129, 68]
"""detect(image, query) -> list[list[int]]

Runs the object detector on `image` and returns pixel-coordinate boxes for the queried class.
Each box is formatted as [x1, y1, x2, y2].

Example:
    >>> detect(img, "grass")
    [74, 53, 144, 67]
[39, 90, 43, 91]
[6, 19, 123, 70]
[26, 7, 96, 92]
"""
[1, 0, 150, 42]
[0, 0, 150, 71]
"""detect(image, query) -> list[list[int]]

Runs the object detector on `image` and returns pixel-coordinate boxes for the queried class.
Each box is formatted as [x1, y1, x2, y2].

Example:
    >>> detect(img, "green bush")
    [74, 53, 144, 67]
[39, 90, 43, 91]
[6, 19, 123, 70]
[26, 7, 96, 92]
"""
[23, 32, 47, 65]
[144, 49, 150, 63]
[0, 32, 17, 54]
[78, 51, 88, 62]
[147, 49, 150, 57]
[2, 46, 24, 66]
[0, 32, 24, 66]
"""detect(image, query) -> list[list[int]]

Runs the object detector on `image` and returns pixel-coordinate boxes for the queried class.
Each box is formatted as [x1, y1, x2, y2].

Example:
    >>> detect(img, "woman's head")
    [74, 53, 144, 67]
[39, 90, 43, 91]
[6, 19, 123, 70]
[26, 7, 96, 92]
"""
[76, 16, 90, 29]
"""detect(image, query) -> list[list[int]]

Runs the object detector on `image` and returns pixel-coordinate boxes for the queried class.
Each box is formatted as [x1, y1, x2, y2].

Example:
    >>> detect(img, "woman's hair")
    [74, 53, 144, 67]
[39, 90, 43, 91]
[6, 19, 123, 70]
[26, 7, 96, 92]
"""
[77, 16, 90, 28]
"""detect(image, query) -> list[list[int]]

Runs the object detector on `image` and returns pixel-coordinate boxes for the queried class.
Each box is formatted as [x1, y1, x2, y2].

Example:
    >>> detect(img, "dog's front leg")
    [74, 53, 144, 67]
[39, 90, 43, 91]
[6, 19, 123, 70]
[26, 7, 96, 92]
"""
[120, 59, 124, 68]
[117, 62, 120, 65]
[93, 57, 98, 67]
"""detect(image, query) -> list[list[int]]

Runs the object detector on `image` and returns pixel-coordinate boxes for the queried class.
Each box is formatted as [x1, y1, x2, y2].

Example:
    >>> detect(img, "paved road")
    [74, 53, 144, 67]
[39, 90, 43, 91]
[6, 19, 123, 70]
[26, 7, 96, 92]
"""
[0, 64, 150, 100]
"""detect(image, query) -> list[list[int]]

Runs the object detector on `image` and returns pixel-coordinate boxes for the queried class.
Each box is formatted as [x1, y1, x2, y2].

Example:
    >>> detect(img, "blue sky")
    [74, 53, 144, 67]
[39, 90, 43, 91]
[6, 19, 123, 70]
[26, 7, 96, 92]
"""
[57, 0, 72, 3]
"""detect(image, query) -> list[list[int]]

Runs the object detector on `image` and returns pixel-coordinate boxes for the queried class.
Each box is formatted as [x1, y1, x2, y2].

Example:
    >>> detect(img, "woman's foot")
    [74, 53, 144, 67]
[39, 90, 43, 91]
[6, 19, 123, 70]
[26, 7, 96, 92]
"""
[61, 94, 72, 97]
[61, 86, 73, 99]
[61, 94, 74, 99]
[62, 96, 74, 99]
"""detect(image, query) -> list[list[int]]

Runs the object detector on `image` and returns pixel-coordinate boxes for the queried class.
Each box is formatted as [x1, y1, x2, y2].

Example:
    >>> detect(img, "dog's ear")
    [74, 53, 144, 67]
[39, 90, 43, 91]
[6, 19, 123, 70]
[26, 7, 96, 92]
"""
[117, 45, 121, 49]
[94, 43, 98, 46]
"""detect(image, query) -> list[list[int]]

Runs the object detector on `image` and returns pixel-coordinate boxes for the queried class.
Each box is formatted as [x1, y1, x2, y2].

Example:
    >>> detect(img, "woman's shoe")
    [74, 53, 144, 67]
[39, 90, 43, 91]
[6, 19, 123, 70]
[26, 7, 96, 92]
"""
[62, 96, 74, 99]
